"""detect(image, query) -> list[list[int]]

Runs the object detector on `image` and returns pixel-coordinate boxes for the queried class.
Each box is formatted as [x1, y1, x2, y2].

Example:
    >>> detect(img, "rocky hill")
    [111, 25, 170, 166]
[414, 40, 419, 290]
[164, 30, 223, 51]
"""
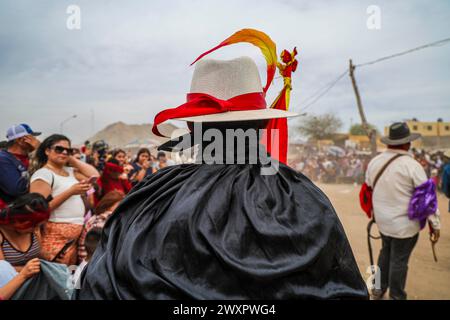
[86, 121, 179, 148]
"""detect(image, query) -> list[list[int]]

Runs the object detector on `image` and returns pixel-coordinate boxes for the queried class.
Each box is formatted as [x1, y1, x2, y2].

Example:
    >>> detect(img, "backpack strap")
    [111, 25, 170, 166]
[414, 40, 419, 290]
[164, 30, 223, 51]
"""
[372, 154, 404, 190]
[367, 153, 406, 264]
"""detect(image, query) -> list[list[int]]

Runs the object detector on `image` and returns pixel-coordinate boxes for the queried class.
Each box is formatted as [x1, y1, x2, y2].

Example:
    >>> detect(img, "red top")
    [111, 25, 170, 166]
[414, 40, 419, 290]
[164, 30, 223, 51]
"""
[100, 163, 132, 196]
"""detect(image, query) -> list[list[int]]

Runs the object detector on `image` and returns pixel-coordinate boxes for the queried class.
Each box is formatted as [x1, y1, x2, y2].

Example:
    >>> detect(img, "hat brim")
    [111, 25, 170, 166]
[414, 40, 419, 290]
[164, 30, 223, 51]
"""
[380, 133, 421, 145]
[158, 133, 192, 152]
[175, 109, 300, 123]
[6, 131, 41, 142]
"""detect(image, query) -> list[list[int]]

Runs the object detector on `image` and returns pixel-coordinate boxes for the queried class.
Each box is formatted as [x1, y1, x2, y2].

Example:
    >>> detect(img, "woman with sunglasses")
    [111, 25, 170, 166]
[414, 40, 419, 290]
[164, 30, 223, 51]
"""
[30, 134, 99, 265]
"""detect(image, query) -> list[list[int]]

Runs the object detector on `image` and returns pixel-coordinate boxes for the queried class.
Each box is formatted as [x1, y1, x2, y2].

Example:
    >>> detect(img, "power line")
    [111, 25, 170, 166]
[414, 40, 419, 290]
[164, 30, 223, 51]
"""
[295, 70, 348, 112]
[355, 37, 450, 68]
[293, 36, 450, 112]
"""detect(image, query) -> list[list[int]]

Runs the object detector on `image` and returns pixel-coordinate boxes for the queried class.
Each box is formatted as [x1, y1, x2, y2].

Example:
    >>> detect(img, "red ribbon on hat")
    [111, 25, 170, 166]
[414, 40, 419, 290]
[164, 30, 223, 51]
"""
[152, 92, 266, 137]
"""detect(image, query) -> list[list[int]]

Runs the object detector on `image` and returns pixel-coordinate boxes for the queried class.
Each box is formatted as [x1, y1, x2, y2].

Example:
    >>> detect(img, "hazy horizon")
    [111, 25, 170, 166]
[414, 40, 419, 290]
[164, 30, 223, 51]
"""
[1, 0, 450, 144]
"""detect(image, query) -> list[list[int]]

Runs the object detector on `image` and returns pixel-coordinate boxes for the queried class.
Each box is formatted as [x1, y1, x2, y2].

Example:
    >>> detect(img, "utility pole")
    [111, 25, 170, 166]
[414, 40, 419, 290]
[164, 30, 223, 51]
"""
[60, 114, 77, 135]
[437, 118, 442, 149]
[349, 59, 377, 157]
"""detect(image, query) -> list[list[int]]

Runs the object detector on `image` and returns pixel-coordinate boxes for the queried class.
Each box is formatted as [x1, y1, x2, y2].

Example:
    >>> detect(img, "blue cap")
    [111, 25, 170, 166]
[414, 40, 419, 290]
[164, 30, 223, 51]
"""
[6, 124, 41, 142]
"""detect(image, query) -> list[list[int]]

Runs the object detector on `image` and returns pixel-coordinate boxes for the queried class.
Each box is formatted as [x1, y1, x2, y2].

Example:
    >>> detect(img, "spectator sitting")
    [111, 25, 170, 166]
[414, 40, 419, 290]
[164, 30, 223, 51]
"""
[29, 134, 99, 265]
[0, 192, 50, 300]
[0, 193, 49, 299]
[73, 227, 102, 289]
[0, 124, 41, 206]
[85, 227, 102, 260]
[78, 190, 124, 261]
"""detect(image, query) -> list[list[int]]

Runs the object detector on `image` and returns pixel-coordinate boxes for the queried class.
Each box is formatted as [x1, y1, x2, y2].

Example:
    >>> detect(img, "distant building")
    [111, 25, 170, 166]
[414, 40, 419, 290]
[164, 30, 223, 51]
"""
[346, 135, 384, 150]
[406, 119, 450, 137]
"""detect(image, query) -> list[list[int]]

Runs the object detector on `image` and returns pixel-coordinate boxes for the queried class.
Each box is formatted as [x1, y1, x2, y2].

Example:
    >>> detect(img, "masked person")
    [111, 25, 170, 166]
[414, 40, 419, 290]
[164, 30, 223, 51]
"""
[99, 150, 132, 197]
[0, 124, 41, 207]
[0, 193, 50, 300]
[78, 35, 368, 299]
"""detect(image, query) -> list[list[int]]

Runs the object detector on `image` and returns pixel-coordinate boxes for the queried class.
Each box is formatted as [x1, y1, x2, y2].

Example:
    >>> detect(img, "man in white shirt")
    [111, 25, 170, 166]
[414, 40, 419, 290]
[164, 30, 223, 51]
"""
[366, 122, 440, 300]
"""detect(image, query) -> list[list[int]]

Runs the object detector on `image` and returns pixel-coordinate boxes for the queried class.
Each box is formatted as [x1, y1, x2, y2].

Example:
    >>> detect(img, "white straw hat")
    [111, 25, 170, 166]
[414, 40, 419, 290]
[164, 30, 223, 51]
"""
[152, 56, 299, 137]
[180, 56, 298, 122]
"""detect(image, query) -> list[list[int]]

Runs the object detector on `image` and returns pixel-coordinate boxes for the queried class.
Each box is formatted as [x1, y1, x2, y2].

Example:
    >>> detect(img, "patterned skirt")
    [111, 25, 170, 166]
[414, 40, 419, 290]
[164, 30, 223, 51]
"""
[40, 221, 83, 266]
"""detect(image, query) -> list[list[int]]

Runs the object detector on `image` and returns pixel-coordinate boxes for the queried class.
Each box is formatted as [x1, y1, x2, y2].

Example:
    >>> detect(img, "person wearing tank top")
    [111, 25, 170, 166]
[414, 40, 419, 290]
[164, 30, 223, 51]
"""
[30, 134, 99, 265]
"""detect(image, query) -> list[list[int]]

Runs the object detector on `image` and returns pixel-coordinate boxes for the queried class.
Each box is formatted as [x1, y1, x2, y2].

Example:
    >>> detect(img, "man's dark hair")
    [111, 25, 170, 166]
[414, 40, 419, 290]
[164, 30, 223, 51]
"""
[388, 142, 411, 151]
[157, 151, 166, 159]
[85, 227, 102, 259]
[108, 158, 120, 166]
[0, 140, 8, 150]
[5, 140, 15, 149]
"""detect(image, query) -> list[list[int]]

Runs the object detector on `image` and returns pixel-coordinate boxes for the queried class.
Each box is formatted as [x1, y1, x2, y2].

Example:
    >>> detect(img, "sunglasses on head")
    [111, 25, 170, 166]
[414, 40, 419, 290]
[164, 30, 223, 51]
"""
[50, 145, 74, 155]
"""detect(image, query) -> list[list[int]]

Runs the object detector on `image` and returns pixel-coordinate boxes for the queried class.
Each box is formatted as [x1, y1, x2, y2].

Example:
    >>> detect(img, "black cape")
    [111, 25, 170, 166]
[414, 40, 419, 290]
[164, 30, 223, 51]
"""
[77, 162, 368, 299]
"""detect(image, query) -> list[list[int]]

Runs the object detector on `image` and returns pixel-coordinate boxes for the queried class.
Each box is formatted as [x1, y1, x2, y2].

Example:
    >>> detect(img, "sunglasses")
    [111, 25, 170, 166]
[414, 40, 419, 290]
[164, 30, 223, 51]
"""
[50, 146, 74, 155]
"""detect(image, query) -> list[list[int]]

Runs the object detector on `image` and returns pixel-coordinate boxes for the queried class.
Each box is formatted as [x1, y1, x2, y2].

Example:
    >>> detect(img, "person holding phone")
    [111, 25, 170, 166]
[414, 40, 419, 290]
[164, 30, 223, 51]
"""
[129, 148, 156, 185]
[30, 134, 99, 265]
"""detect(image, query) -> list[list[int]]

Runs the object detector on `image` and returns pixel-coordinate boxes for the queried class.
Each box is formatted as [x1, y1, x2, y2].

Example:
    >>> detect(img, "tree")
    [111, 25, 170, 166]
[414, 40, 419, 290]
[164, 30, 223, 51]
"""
[349, 123, 379, 136]
[297, 113, 343, 140]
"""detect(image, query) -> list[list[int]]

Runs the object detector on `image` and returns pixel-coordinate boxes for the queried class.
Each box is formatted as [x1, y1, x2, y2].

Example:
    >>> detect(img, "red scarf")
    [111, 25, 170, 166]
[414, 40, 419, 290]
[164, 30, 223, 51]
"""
[12, 153, 30, 169]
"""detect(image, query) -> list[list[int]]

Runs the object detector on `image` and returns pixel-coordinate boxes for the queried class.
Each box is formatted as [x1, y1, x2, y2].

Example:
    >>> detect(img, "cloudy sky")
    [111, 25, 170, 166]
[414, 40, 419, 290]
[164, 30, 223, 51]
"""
[1, 0, 449, 144]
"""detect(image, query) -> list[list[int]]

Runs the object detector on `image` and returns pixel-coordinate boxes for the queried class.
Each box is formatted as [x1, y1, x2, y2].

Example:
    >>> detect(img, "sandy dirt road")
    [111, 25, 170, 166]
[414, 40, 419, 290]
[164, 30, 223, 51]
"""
[317, 183, 450, 300]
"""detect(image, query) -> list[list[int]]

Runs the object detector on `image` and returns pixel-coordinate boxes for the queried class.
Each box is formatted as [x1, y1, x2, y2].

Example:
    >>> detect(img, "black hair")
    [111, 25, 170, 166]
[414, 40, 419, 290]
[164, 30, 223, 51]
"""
[157, 151, 167, 159]
[134, 148, 151, 163]
[34, 134, 71, 170]
[5, 140, 15, 149]
[0, 140, 8, 150]
[0, 193, 49, 225]
[108, 158, 120, 166]
[112, 149, 126, 159]
[85, 227, 102, 259]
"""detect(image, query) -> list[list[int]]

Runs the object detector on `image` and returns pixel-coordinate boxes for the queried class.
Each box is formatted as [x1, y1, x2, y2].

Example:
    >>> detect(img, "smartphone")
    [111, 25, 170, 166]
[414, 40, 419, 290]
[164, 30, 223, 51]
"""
[87, 176, 98, 184]
[52, 239, 75, 262]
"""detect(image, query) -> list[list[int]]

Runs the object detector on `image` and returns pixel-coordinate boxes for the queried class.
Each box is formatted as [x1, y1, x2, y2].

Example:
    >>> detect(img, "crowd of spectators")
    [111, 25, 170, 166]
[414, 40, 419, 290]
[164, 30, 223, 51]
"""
[289, 145, 450, 189]
[0, 124, 176, 299]
[1, 123, 449, 299]
[289, 146, 371, 184]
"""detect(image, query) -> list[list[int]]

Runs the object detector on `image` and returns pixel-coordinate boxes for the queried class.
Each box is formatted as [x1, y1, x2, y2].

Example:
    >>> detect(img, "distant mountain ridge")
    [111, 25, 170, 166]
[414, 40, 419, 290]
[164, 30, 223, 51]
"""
[86, 121, 178, 148]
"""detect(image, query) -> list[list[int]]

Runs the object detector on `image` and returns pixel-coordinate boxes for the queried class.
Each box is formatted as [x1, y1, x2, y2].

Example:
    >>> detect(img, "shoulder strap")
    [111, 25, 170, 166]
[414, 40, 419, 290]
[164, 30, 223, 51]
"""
[372, 154, 404, 190]
[51, 173, 55, 189]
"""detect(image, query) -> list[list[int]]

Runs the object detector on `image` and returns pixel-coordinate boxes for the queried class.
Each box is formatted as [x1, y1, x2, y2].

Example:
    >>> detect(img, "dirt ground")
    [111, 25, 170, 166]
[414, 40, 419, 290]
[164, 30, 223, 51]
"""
[317, 183, 450, 300]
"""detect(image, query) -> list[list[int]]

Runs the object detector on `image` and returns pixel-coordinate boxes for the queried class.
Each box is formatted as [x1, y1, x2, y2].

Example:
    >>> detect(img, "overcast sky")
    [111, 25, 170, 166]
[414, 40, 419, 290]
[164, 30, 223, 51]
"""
[1, 0, 449, 144]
